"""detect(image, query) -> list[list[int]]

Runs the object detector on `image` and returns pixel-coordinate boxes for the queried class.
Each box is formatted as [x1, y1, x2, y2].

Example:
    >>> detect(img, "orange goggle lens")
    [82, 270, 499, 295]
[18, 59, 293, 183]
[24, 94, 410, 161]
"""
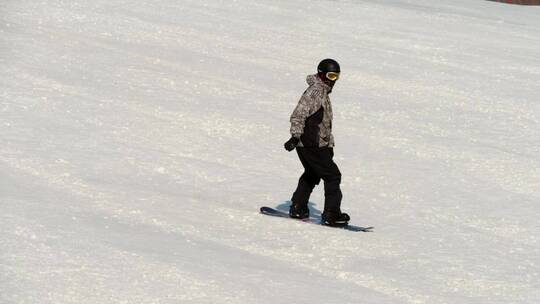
[326, 72, 340, 81]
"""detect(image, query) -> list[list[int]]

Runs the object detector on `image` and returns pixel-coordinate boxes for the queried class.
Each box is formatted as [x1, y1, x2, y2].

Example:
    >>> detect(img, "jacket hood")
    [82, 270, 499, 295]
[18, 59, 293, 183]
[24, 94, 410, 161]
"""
[306, 74, 318, 86]
[306, 74, 332, 92]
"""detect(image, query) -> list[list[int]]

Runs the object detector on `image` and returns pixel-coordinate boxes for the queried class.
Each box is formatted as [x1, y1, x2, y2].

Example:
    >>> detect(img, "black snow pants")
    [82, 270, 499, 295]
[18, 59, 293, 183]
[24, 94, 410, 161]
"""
[291, 147, 342, 214]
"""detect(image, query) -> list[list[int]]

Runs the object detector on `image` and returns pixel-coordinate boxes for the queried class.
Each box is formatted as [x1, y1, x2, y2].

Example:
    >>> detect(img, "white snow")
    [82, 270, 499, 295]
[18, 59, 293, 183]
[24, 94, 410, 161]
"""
[1, 0, 540, 303]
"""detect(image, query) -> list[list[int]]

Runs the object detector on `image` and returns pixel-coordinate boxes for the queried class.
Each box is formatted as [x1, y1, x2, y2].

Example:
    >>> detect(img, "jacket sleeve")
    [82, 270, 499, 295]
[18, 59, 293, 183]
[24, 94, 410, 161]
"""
[289, 87, 323, 138]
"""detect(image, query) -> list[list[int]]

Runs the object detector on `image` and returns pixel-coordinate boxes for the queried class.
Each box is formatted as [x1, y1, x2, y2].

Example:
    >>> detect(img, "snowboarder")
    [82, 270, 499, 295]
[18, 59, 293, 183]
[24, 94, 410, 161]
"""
[283, 58, 350, 227]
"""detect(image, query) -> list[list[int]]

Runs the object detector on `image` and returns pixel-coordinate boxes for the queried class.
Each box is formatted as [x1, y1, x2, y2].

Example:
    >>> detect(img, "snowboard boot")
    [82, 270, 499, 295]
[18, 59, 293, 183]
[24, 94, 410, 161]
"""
[321, 211, 350, 227]
[289, 203, 309, 219]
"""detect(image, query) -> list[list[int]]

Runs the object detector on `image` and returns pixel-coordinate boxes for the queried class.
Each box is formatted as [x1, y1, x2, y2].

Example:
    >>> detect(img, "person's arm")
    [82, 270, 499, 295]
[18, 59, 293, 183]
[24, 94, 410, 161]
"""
[284, 87, 322, 151]
[289, 87, 322, 138]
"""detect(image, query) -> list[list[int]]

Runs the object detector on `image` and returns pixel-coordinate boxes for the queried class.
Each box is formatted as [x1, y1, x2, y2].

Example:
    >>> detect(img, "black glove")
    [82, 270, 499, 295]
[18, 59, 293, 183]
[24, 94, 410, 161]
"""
[284, 137, 300, 152]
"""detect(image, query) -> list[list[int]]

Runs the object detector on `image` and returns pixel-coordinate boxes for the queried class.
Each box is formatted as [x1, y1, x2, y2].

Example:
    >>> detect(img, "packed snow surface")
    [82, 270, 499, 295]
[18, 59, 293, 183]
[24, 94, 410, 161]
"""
[1, 0, 540, 303]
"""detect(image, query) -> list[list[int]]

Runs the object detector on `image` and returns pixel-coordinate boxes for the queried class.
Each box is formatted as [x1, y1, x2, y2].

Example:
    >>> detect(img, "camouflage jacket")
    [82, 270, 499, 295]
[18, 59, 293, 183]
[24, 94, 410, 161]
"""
[290, 74, 335, 148]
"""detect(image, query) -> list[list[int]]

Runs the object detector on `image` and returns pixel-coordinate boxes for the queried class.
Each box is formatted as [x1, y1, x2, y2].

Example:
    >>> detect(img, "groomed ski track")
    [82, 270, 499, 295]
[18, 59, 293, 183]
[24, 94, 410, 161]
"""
[1, 0, 539, 303]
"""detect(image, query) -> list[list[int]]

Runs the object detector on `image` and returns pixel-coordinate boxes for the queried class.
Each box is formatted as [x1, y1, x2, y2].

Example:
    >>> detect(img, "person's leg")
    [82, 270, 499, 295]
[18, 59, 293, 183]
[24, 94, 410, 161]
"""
[323, 176, 342, 214]
[318, 148, 343, 214]
[305, 148, 348, 225]
[290, 148, 321, 218]
[291, 172, 319, 206]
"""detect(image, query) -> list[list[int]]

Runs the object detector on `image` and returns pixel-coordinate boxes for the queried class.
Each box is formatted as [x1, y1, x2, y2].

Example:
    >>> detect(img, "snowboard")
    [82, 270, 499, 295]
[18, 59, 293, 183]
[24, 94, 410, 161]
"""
[260, 206, 373, 232]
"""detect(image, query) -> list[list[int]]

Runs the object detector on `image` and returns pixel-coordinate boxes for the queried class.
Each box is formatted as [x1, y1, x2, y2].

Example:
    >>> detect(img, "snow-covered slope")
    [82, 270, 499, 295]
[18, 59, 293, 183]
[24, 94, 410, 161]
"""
[1, 0, 539, 303]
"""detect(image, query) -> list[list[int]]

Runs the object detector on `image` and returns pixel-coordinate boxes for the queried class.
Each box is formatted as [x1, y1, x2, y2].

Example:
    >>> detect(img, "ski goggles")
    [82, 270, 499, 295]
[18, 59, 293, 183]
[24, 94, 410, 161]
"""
[325, 72, 340, 81]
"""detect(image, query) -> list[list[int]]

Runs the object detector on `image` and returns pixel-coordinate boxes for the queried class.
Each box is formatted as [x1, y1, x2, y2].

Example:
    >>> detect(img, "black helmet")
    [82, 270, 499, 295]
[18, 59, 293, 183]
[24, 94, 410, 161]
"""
[317, 58, 340, 74]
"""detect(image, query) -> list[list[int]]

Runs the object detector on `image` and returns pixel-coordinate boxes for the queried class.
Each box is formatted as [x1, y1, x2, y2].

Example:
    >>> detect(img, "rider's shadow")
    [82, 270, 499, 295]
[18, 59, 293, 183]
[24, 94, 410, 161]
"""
[276, 201, 322, 220]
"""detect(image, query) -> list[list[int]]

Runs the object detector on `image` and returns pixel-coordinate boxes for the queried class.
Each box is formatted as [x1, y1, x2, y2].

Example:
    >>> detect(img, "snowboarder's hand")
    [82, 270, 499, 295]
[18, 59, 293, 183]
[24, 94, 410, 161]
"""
[284, 137, 300, 151]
